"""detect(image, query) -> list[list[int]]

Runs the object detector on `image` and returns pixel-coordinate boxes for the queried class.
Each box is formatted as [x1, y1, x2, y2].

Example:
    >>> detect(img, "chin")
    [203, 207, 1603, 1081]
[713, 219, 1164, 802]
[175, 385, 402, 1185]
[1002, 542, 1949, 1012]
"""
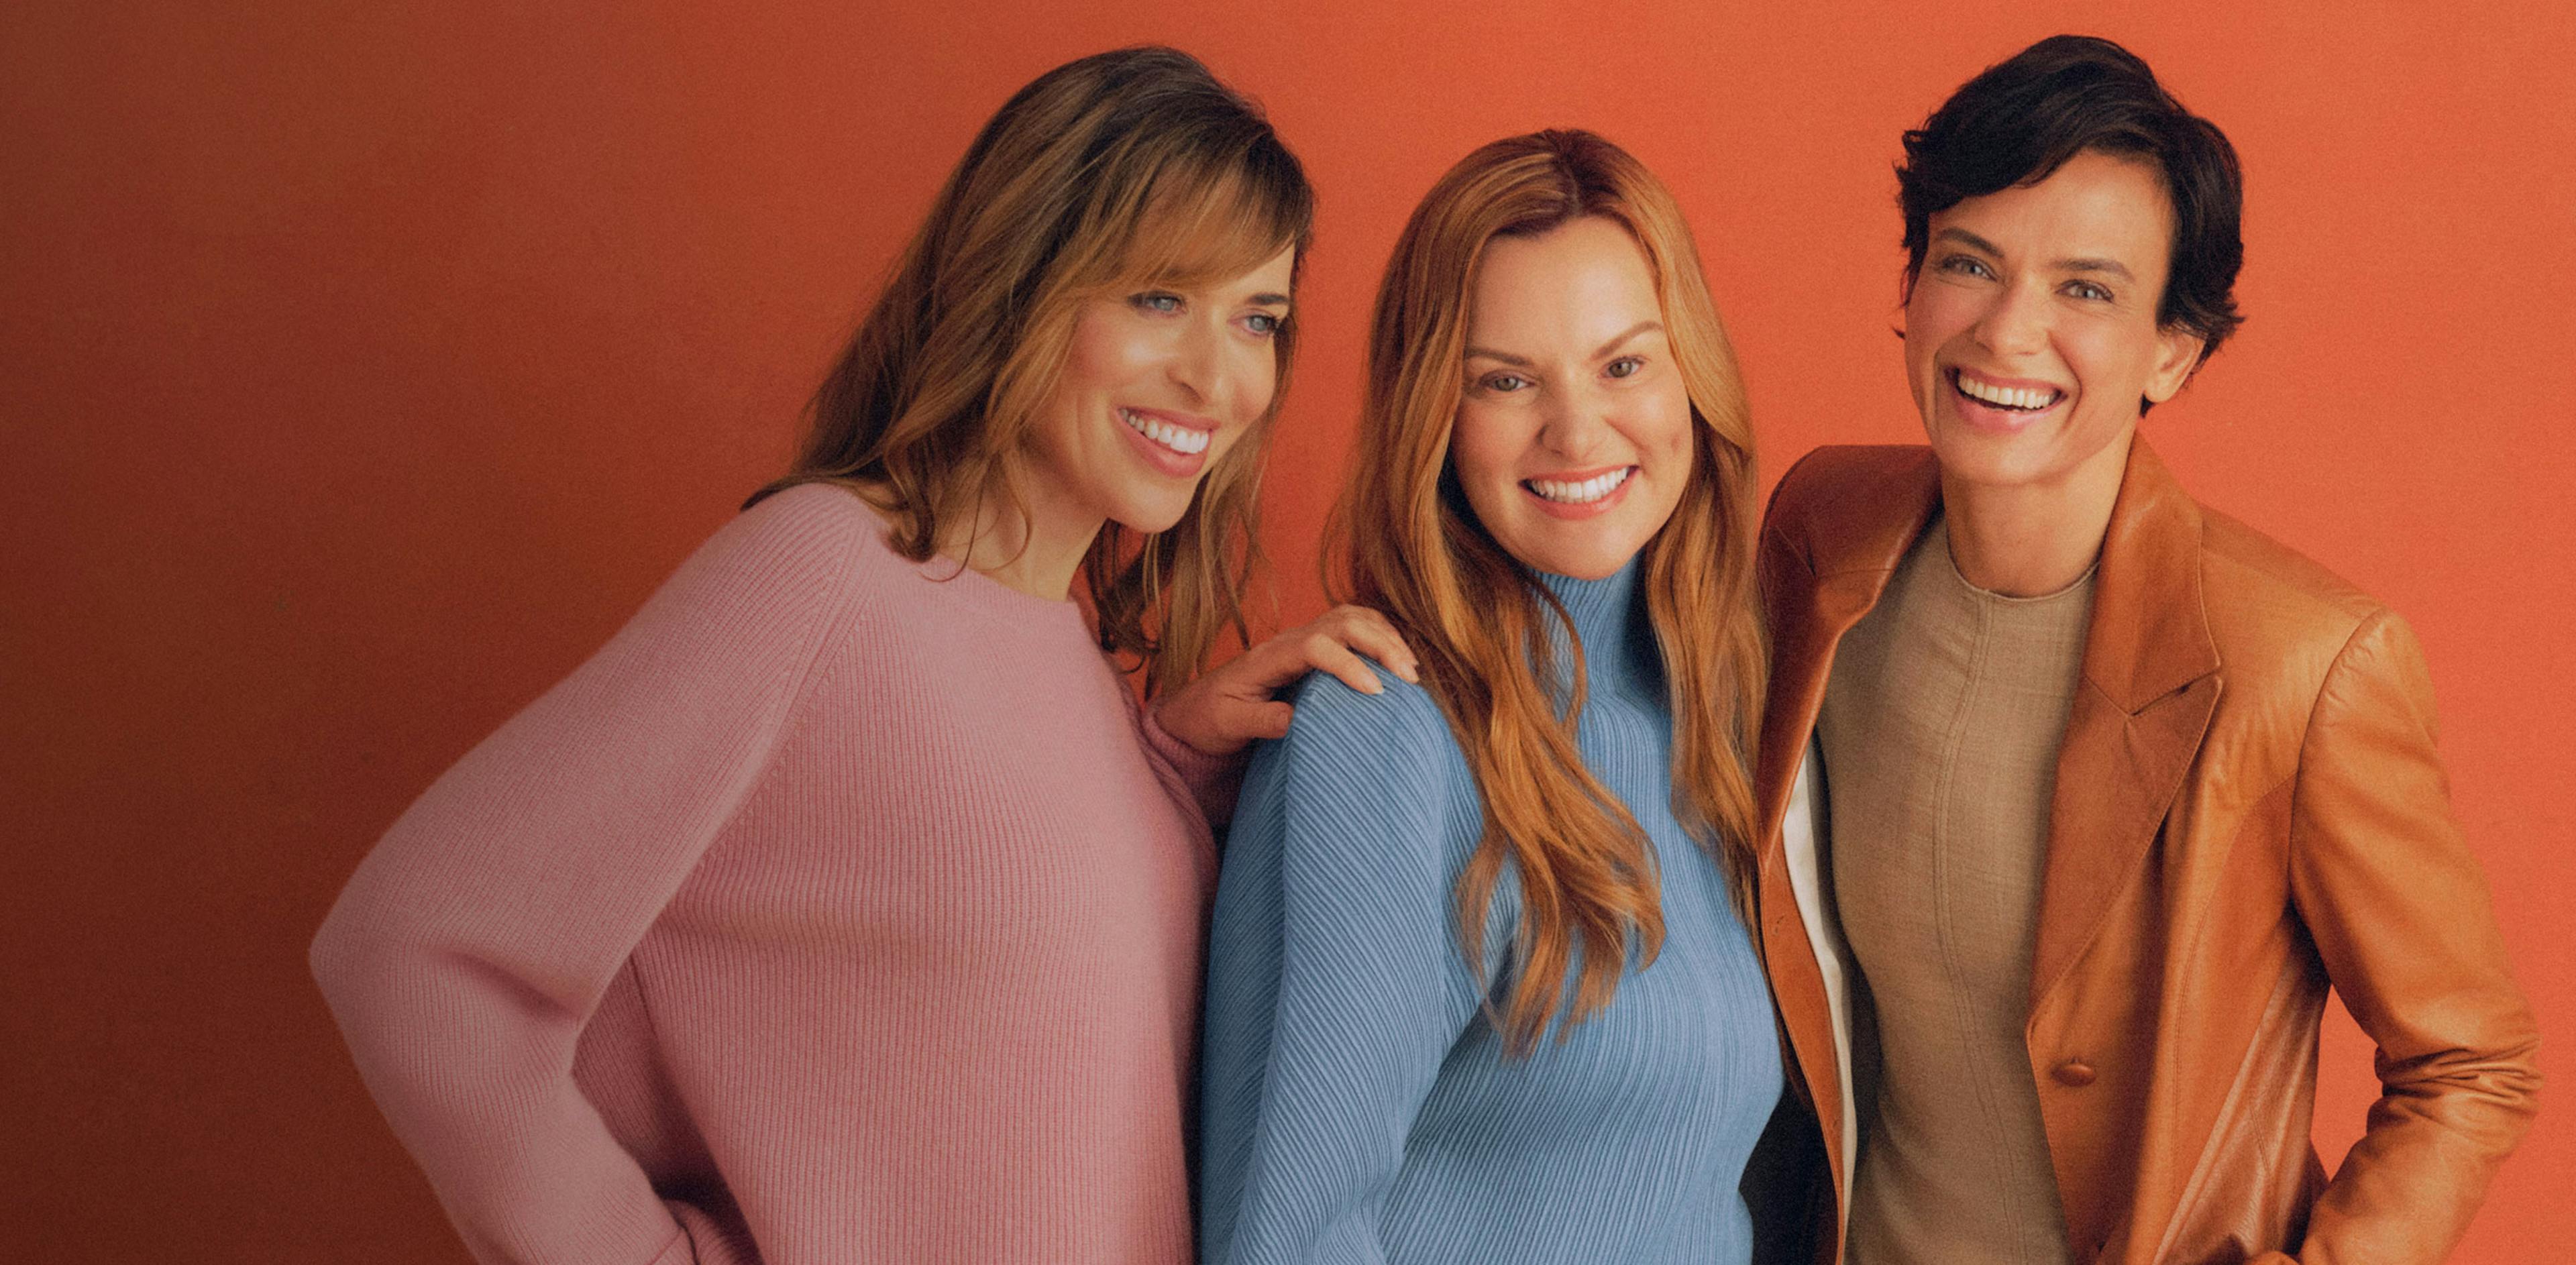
[1925, 438, 2027, 488]
[1924, 417, 2048, 482]
[1110, 492, 1199, 537]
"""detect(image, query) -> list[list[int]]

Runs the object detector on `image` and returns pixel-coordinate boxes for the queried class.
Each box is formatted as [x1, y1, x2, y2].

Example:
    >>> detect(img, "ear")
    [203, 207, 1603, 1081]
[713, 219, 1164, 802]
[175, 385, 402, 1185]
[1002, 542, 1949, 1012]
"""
[2144, 325, 2206, 405]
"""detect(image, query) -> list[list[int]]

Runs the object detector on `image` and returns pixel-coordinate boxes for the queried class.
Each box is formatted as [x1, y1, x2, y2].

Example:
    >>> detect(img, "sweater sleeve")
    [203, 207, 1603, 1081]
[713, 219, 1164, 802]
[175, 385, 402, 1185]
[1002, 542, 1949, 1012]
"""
[1195, 673, 1495, 1265]
[308, 487, 868, 1265]
[1132, 688, 1248, 828]
[2281, 609, 2541, 1265]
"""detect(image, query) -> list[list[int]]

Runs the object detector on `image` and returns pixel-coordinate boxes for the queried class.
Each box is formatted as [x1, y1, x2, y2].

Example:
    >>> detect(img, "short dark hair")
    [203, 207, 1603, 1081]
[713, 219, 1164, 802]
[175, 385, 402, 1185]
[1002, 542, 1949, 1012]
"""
[1898, 35, 2244, 376]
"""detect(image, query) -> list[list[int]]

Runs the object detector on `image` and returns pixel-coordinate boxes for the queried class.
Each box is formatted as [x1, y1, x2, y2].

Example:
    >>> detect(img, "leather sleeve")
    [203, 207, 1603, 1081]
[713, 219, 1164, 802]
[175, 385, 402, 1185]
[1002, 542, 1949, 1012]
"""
[2284, 608, 2541, 1264]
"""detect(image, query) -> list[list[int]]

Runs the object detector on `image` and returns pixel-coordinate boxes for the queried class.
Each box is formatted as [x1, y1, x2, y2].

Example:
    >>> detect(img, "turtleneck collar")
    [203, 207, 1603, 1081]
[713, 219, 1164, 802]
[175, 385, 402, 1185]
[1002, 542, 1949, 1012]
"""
[1533, 555, 1659, 698]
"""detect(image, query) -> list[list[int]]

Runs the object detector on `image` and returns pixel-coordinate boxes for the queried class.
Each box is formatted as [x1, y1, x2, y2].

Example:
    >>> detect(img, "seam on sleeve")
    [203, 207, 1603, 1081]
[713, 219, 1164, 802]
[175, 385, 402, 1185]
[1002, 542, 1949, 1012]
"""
[2284, 606, 2388, 880]
[694, 504, 875, 845]
[770, 509, 874, 748]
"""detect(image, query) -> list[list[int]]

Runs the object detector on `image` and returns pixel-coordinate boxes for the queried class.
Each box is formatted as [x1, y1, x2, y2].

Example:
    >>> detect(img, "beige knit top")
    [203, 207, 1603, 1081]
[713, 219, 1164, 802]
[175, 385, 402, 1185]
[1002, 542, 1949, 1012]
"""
[1817, 516, 2094, 1265]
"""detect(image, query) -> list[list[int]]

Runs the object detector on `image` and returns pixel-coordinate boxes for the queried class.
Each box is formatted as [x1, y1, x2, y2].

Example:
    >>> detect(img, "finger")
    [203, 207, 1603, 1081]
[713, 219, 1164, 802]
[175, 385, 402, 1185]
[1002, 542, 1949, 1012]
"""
[1305, 634, 1383, 696]
[1222, 635, 1324, 695]
[1252, 699, 1295, 740]
[1326, 605, 1420, 683]
[1148, 695, 1232, 759]
[1197, 697, 1293, 753]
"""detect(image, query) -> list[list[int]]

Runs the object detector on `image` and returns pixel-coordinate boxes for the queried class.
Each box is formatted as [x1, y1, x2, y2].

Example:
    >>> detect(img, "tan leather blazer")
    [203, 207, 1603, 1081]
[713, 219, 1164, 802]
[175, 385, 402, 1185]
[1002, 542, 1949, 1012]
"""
[1750, 439, 2540, 1265]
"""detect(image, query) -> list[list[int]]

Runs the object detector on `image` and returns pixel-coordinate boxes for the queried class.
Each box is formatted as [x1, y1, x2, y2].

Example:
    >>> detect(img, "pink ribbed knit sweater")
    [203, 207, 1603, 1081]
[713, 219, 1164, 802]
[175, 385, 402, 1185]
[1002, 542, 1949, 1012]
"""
[311, 484, 1225, 1264]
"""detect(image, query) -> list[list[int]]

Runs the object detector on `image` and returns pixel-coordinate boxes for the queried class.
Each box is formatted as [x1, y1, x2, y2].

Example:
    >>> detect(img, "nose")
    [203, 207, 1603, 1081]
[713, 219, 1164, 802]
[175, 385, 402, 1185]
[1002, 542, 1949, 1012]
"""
[1536, 382, 1614, 460]
[1972, 277, 2051, 358]
[1166, 313, 1230, 408]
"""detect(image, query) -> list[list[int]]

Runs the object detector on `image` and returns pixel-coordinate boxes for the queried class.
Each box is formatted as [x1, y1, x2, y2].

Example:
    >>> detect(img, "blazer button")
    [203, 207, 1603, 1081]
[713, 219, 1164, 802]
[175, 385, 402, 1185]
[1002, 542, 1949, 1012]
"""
[2052, 1060, 2098, 1087]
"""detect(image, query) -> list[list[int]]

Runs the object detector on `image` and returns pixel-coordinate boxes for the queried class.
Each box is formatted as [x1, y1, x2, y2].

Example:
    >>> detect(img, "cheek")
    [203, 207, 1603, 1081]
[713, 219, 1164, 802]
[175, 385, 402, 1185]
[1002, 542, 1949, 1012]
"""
[1447, 403, 1525, 493]
[1642, 383, 1693, 462]
[1235, 345, 1282, 417]
[1900, 293, 1964, 419]
[1207, 411, 1260, 470]
[1203, 349, 1283, 469]
[2056, 323, 2143, 400]
[1904, 283, 1971, 366]
[1059, 311, 1151, 398]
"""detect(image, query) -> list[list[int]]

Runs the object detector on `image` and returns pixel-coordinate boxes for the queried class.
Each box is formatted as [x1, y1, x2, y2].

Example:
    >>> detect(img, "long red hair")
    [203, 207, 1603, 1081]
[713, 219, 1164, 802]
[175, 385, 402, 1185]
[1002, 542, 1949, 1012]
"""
[1332, 129, 1765, 1054]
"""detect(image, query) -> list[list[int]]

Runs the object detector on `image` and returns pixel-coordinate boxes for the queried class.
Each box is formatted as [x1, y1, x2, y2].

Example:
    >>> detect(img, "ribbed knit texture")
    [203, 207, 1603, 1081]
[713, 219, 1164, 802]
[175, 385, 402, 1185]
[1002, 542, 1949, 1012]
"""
[1195, 560, 1783, 1265]
[311, 483, 1227, 1265]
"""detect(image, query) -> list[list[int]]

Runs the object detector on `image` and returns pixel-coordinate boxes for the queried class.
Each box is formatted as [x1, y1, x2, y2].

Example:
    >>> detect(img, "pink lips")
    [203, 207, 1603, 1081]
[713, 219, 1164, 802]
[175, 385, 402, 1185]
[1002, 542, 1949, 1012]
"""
[1946, 366, 2068, 434]
[1519, 464, 1635, 520]
[1114, 406, 1218, 479]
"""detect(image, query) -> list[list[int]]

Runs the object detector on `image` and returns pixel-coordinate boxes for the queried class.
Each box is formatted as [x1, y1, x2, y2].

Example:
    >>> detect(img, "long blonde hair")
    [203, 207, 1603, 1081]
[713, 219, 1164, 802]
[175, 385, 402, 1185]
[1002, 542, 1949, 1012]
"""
[752, 46, 1313, 694]
[1333, 129, 1765, 1055]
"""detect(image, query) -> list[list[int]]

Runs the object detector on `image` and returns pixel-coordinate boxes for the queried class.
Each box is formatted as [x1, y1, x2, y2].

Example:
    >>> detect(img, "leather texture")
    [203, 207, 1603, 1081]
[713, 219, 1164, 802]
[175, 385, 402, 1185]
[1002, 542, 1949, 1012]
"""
[1750, 438, 2540, 1265]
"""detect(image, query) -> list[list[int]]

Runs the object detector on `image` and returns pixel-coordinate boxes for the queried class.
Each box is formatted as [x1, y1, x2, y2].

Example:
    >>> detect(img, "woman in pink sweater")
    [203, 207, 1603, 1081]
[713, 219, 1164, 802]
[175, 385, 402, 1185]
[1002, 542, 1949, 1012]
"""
[310, 46, 1411, 1265]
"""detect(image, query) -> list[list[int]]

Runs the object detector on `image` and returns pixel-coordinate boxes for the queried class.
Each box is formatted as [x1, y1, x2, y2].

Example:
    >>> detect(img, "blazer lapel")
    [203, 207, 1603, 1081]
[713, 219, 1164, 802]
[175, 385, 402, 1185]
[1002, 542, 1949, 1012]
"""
[2028, 437, 2223, 1009]
[1756, 448, 1943, 837]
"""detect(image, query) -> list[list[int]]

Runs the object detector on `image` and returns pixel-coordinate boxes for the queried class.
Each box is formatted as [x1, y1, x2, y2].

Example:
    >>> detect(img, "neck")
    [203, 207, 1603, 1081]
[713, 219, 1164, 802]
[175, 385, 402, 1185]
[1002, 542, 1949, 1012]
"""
[1536, 555, 1654, 689]
[942, 465, 1103, 603]
[1940, 431, 2133, 597]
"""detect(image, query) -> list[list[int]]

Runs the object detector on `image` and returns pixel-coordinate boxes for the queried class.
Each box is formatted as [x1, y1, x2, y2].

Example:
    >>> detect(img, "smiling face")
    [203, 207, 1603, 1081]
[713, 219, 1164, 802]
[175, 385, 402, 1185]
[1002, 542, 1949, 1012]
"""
[1019, 244, 1297, 536]
[1904, 148, 2205, 500]
[1451, 216, 1693, 582]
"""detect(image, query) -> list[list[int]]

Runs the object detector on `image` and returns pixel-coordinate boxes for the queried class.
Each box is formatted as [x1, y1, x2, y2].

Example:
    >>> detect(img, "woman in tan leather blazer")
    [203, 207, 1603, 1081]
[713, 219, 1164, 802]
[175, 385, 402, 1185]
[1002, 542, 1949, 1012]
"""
[1747, 37, 2539, 1265]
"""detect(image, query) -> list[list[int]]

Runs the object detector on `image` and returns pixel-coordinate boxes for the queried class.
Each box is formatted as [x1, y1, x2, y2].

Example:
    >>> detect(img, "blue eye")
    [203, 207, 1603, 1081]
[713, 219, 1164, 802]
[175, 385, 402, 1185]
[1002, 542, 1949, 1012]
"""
[1130, 292, 1184, 314]
[1244, 312, 1282, 336]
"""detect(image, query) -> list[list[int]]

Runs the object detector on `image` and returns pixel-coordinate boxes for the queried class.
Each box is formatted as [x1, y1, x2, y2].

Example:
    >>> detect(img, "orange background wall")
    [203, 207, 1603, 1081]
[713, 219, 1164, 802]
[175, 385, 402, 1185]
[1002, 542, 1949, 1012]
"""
[5, 1, 2569, 1260]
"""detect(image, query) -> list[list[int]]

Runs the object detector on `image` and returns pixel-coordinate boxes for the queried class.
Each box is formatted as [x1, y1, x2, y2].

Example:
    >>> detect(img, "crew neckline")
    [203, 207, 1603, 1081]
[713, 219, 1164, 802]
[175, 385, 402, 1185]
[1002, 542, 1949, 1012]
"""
[1931, 515, 2097, 607]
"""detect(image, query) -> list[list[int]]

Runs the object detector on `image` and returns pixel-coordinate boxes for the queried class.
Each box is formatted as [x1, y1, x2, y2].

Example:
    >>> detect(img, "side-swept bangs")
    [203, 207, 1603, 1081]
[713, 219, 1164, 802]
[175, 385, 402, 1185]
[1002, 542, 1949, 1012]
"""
[1087, 141, 1313, 298]
[1013, 146, 1315, 445]
[753, 45, 1313, 692]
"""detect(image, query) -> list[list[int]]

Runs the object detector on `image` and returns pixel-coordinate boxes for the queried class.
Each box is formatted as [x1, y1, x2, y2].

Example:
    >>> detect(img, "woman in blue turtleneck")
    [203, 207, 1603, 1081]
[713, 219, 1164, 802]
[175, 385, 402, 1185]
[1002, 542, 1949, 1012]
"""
[1197, 130, 1788, 1264]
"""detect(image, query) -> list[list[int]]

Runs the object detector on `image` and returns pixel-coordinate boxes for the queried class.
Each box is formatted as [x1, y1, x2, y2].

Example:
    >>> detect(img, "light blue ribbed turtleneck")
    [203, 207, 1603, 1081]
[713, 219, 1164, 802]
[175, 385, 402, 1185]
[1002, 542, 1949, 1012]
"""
[1196, 559, 1784, 1265]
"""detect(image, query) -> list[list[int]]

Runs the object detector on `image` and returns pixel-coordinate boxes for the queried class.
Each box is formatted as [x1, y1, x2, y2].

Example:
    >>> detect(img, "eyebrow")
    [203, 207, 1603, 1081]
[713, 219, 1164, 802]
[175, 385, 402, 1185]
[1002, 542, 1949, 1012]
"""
[1464, 319, 1664, 366]
[1248, 292, 1291, 307]
[1932, 227, 2136, 282]
[2055, 258, 2135, 282]
[1933, 227, 2004, 258]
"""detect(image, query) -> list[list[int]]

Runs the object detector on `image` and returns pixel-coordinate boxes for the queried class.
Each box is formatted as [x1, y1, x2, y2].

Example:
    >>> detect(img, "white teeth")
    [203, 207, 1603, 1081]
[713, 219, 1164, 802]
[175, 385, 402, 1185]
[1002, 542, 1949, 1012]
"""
[1120, 408, 1210, 455]
[1527, 466, 1635, 504]
[1955, 373, 2061, 411]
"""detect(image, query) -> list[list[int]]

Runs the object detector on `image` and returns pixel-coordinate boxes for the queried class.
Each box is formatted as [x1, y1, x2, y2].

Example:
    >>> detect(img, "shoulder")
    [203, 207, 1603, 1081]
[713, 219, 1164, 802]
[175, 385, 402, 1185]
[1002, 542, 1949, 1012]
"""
[1765, 445, 1937, 522]
[628, 482, 886, 648]
[1258, 669, 1458, 786]
[2193, 503, 2401, 687]
[1238, 669, 1477, 887]
[2196, 505, 2381, 625]
[1246, 672, 1464, 829]
[1760, 445, 1941, 578]
[2178, 501, 2449, 751]
[704, 482, 910, 605]
[712, 482, 889, 578]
